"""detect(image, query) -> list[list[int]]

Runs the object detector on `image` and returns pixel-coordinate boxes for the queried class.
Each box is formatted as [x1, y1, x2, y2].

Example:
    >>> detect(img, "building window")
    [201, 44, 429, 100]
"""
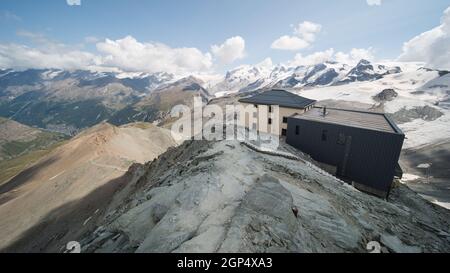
[282, 129, 287, 136]
[211, 126, 216, 134]
[268, 118, 272, 125]
[337, 132, 346, 145]
[282, 117, 288, 123]
[295, 125, 300, 135]
[321, 130, 328, 141]
[254, 104, 258, 108]
[269, 106, 272, 113]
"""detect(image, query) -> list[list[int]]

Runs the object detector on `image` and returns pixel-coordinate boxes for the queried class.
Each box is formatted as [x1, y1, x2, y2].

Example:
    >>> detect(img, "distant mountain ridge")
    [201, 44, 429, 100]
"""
[0, 68, 179, 134]
[0, 59, 448, 135]
[0, 68, 174, 92]
[0, 121, 177, 252]
[0, 117, 66, 161]
[211, 59, 404, 93]
[108, 76, 210, 126]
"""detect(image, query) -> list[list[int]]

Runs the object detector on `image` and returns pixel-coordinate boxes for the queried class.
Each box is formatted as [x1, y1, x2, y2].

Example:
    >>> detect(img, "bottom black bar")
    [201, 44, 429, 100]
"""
[1, 253, 448, 272]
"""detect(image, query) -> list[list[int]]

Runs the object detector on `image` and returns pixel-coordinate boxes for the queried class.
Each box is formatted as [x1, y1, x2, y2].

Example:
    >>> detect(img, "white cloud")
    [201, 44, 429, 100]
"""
[366, 0, 382, 6]
[287, 49, 335, 66]
[67, 0, 81, 6]
[271, 35, 309, 51]
[0, 34, 215, 75]
[335, 48, 375, 64]
[211, 36, 246, 64]
[286, 47, 375, 66]
[271, 21, 322, 51]
[96, 36, 213, 74]
[0, 43, 99, 71]
[398, 6, 450, 70]
[293, 21, 322, 43]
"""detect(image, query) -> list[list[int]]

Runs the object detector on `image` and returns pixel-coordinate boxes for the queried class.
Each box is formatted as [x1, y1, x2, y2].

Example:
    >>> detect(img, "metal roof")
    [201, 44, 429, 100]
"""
[292, 107, 404, 134]
[238, 89, 316, 109]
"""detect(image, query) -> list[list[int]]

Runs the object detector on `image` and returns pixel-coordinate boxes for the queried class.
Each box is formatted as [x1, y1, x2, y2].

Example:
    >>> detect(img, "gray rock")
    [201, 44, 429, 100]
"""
[390, 106, 444, 124]
[373, 89, 398, 102]
[380, 233, 422, 253]
[77, 140, 450, 253]
[219, 175, 300, 252]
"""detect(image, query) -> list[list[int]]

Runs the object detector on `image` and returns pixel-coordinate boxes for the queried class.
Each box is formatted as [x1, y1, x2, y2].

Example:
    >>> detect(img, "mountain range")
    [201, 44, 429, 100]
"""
[0, 68, 176, 134]
[1, 58, 450, 252]
[0, 122, 177, 251]
[210, 59, 404, 94]
[1, 59, 448, 136]
[7, 137, 449, 253]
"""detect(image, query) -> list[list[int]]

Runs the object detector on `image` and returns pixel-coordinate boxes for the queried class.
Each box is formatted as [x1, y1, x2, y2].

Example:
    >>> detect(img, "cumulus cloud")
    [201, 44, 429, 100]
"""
[366, 0, 382, 6]
[287, 49, 335, 66]
[67, 0, 81, 6]
[0, 43, 99, 71]
[286, 47, 374, 66]
[271, 21, 322, 51]
[96, 36, 213, 74]
[398, 6, 450, 70]
[211, 36, 246, 64]
[335, 48, 375, 64]
[0, 33, 216, 75]
[271, 35, 309, 51]
[293, 21, 322, 43]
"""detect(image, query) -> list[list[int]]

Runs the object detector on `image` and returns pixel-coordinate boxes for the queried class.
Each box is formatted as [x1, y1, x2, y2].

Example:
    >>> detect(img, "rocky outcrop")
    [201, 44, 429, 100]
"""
[390, 106, 444, 124]
[77, 139, 450, 253]
[373, 89, 398, 102]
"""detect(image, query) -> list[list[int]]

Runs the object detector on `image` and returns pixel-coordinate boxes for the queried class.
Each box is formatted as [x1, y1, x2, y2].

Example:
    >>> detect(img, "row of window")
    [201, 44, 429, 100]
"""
[254, 104, 274, 113]
[264, 117, 288, 125]
[192, 123, 345, 145]
[250, 109, 345, 144]
[291, 126, 346, 145]
[255, 104, 315, 113]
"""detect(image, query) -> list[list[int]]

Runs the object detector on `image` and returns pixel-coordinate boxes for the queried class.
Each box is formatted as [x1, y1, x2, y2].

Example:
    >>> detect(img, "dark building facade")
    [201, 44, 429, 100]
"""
[286, 107, 405, 198]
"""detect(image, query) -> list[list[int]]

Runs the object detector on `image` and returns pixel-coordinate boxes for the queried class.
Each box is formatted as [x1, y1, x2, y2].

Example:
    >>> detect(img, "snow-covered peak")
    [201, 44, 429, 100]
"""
[212, 59, 405, 95]
[336, 59, 402, 84]
[211, 62, 274, 93]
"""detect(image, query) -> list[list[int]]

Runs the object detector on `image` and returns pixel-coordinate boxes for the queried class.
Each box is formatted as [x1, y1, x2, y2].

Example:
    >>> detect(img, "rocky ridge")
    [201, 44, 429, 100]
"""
[76, 139, 450, 253]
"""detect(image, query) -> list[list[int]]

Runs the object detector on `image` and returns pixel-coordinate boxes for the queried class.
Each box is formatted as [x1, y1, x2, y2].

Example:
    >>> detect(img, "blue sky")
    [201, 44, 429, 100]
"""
[0, 0, 449, 74]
